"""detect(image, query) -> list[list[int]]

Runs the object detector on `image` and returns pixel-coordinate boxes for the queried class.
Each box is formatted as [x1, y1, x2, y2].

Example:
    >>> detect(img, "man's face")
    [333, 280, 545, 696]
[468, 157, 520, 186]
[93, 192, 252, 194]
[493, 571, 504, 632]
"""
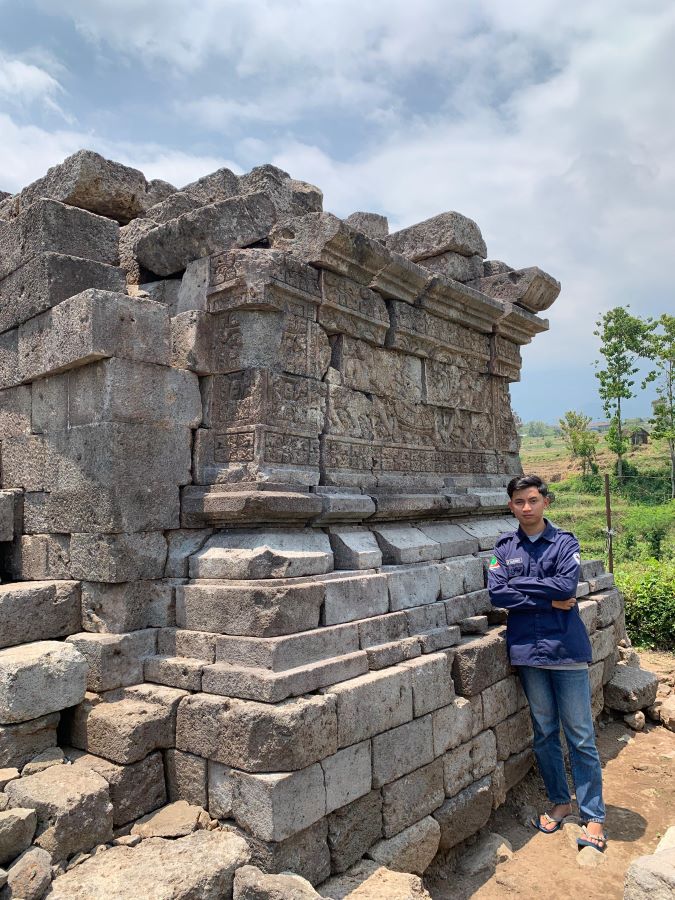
[508, 486, 550, 529]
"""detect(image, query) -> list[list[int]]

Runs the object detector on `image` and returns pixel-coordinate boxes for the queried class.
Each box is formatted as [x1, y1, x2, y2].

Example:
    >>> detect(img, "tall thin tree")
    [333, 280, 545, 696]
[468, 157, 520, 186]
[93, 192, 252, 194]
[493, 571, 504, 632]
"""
[594, 307, 651, 477]
[643, 314, 675, 498]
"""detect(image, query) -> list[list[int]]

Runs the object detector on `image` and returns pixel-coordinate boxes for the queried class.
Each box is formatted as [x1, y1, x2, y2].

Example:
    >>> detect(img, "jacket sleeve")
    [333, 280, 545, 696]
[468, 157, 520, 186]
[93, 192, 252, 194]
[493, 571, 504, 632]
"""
[488, 543, 554, 612]
[507, 535, 581, 601]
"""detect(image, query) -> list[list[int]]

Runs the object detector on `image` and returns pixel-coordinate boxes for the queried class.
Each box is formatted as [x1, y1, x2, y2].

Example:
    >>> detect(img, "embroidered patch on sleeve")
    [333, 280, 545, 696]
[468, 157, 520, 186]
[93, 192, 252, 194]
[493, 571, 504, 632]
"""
[573, 552, 581, 565]
[489, 556, 500, 570]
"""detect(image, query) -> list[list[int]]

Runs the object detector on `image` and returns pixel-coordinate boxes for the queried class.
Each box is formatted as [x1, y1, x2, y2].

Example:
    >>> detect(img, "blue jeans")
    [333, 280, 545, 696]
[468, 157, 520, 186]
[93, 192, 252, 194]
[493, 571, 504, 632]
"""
[518, 666, 605, 823]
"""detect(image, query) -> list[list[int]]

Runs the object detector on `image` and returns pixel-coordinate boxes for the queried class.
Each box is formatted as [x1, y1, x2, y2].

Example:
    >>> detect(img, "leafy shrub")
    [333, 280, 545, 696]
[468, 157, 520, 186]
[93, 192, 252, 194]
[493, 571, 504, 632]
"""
[616, 560, 675, 650]
[617, 504, 674, 561]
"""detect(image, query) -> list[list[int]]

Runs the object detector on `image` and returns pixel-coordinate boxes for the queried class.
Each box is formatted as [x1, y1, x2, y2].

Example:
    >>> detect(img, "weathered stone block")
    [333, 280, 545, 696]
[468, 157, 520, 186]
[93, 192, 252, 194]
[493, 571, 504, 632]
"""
[157, 628, 216, 662]
[0, 386, 31, 438]
[367, 815, 440, 876]
[69, 749, 166, 827]
[13, 534, 69, 581]
[344, 211, 389, 239]
[433, 775, 493, 850]
[190, 529, 333, 580]
[0, 808, 37, 867]
[9, 150, 150, 223]
[372, 716, 434, 787]
[201, 653, 368, 704]
[432, 697, 474, 755]
[81, 580, 177, 634]
[418, 250, 484, 282]
[469, 266, 560, 312]
[381, 758, 445, 837]
[459, 615, 489, 635]
[386, 564, 441, 611]
[503, 748, 534, 791]
[164, 749, 207, 808]
[577, 599, 598, 634]
[233, 865, 320, 900]
[493, 708, 533, 761]
[46, 830, 250, 900]
[624, 848, 675, 900]
[416, 522, 479, 557]
[451, 627, 511, 695]
[327, 790, 382, 875]
[32, 358, 201, 431]
[69, 532, 168, 583]
[208, 760, 233, 819]
[6, 765, 112, 861]
[0, 253, 125, 335]
[164, 529, 213, 579]
[24, 483, 181, 535]
[145, 656, 204, 692]
[1, 846, 52, 900]
[404, 601, 447, 634]
[180, 486, 324, 528]
[68, 688, 183, 765]
[216, 624, 360, 672]
[471, 729, 497, 778]
[0, 642, 86, 725]
[439, 557, 485, 599]
[232, 764, 326, 841]
[457, 517, 514, 550]
[358, 612, 409, 649]
[481, 675, 520, 728]
[136, 192, 278, 276]
[18, 289, 170, 382]
[321, 572, 389, 626]
[365, 637, 421, 670]
[386, 211, 487, 261]
[0, 582, 80, 650]
[0, 714, 59, 769]
[442, 741, 473, 797]
[0, 199, 119, 280]
[371, 525, 441, 565]
[399, 652, 455, 716]
[321, 740, 372, 814]
[66, 631, 156, 692]
[177, 579, 325, 637]
[580, 559, 604, 581]
[319, 860, 433, 899]
[243, 818, 330, 886]
[604, 666, 658, 713]
[593, 588, 623, 628]
[591, 626, 616, 663]
[328, 528, 383, 570]
[588, 573, 615, 592]
[176, 693, 337, 772]
[322, 668, 413, 748]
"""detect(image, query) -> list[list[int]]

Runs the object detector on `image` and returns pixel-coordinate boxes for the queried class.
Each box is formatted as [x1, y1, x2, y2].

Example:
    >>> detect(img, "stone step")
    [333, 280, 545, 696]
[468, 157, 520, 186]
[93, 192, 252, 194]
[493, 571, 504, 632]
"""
[144, 655, 206, 692]
[215, 622, 360, 672]
[189, 528, 334, 579]
[201, 651, 369, 703]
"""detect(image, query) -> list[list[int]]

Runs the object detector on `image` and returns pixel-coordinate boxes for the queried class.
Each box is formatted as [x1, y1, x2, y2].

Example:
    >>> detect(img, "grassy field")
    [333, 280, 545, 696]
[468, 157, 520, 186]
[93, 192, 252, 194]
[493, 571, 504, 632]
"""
[519, 433, 674, 563]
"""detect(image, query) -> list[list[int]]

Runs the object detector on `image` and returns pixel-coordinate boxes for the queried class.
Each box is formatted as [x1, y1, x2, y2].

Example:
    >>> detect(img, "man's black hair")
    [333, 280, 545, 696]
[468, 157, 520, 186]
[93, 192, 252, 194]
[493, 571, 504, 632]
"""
[507, 474, 554, 501]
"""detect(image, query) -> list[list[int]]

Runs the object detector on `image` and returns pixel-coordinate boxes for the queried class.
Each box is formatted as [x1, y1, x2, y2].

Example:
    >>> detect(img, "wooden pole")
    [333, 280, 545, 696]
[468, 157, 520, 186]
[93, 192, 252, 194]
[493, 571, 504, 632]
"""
[604, 473, 614, 574]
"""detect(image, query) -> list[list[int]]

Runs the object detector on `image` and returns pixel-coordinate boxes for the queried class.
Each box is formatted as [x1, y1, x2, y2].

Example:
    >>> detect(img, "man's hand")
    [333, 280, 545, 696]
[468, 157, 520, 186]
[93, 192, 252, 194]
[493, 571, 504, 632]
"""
[552, 598, 577, 611]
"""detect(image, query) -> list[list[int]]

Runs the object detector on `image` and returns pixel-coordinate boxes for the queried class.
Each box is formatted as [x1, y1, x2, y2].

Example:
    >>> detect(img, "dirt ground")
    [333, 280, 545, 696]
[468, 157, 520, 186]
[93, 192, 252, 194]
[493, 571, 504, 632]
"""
[426, 651, 675, 900]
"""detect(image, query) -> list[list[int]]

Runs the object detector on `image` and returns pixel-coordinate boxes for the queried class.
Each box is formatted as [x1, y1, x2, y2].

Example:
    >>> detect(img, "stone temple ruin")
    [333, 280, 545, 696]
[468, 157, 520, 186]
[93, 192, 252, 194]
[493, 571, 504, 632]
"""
[0, 151, 653, 898]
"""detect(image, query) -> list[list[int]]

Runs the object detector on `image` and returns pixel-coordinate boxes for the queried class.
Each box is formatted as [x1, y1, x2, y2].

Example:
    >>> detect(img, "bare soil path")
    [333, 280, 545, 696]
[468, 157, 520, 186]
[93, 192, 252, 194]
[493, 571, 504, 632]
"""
[426, 652, 675, 900]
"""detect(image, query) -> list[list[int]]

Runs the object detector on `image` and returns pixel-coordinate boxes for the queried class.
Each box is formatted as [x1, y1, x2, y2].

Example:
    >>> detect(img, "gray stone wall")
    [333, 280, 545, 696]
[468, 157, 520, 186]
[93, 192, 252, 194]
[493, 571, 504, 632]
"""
[0, 150, 626, 890]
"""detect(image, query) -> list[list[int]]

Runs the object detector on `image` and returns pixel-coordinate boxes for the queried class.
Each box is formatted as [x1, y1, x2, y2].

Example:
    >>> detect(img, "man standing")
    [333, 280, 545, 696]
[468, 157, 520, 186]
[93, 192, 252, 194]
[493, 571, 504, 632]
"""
[488, 474, 607, 852]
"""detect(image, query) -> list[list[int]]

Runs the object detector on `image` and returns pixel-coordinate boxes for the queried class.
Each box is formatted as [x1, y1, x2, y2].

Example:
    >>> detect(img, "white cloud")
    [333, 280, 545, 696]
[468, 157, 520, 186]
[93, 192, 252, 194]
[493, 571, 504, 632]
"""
[0, 52, 62, 105]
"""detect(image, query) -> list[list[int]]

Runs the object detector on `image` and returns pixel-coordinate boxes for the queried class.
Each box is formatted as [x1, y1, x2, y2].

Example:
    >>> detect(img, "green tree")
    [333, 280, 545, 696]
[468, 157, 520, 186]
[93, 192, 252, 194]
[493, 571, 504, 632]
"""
[559, 410, 599, 475]
[594, 307, 652, 477]
[643, 314, 675, 499]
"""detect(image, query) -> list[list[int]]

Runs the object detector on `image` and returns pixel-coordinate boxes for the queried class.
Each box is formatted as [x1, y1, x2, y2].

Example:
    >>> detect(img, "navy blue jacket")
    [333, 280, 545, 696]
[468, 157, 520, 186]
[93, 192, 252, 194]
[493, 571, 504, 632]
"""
[487, 520, 593, 666]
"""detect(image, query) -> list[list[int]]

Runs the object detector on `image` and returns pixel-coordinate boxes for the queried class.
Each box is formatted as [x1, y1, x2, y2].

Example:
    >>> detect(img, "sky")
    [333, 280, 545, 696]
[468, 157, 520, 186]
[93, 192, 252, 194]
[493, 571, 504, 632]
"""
[1, 0, 673, 422]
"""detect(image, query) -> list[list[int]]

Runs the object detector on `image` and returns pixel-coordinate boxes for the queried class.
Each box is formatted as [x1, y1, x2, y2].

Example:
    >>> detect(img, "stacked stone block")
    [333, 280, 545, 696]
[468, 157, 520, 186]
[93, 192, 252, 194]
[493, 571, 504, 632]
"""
[0, 150, 639, 892]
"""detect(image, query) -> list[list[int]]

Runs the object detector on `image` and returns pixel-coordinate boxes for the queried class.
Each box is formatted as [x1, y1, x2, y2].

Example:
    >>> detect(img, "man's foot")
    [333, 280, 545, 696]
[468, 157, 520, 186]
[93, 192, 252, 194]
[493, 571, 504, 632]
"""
[533, 802, 572, 833]
[578, 822, 607, 852]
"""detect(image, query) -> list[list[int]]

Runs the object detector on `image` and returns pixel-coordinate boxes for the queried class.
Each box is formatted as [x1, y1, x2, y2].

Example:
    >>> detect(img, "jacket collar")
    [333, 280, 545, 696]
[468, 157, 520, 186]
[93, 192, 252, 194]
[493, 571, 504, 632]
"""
[516, 518, 557, 545]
